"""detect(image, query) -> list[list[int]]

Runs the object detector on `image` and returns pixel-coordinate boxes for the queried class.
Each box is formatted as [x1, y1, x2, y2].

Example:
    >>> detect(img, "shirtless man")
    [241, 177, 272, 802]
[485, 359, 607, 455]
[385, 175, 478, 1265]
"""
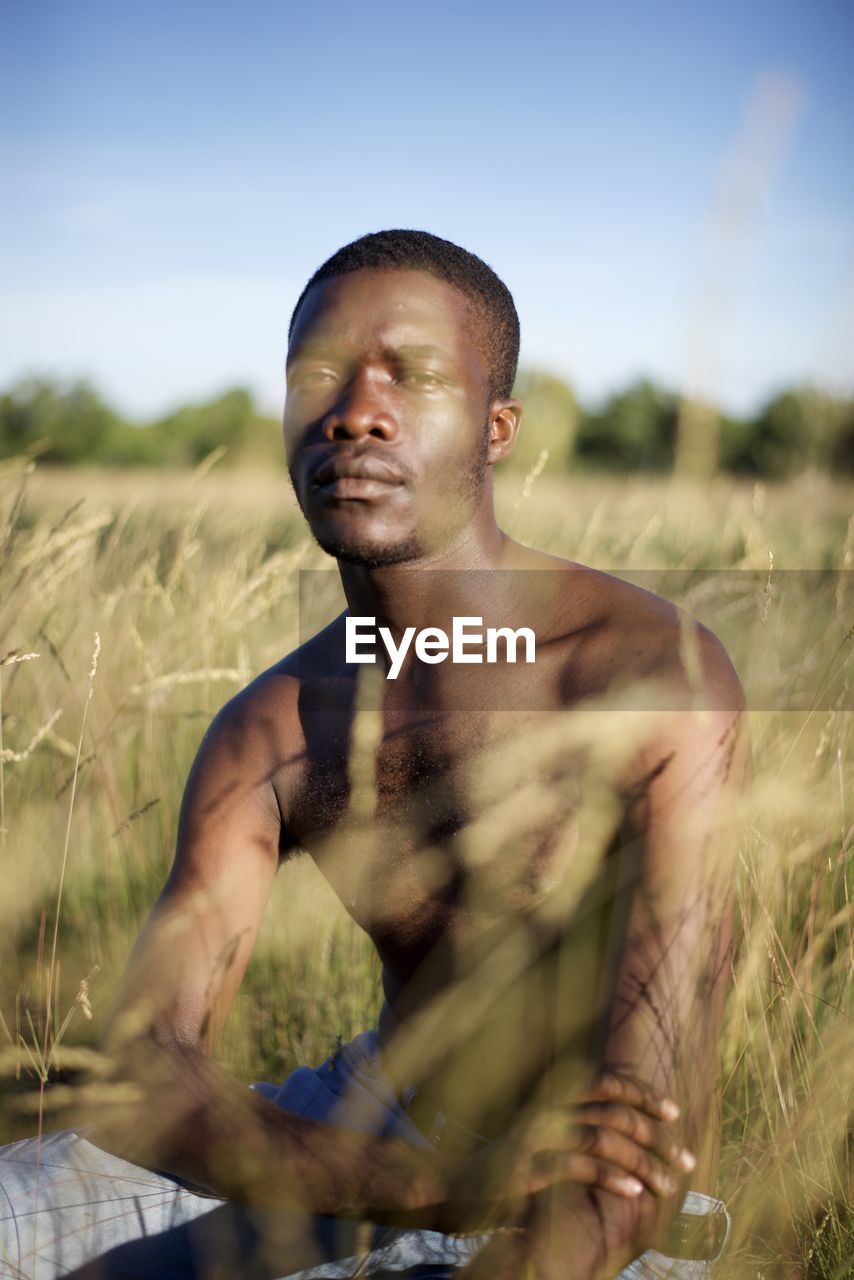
[0, 231, 746, 1279]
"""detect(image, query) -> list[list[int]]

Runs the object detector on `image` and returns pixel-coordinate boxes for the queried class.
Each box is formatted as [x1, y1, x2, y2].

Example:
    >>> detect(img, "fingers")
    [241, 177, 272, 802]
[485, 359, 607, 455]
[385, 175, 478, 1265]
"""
[574, 1123, 682, 1197]
[508, 1091, 695, 1203]
[576, 1102, 695, 1173]
[582, 1071, 680, 1122]
[524, 1096, 694, 1174]
[523, 1125, 681, 1200]
[523, 1149, 647, 1200]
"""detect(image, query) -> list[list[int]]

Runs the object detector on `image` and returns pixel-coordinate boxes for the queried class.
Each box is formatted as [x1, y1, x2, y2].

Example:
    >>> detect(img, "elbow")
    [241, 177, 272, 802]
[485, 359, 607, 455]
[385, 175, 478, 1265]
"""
[100, 1018, 208, 1106]
[103, 995, 211, 1061]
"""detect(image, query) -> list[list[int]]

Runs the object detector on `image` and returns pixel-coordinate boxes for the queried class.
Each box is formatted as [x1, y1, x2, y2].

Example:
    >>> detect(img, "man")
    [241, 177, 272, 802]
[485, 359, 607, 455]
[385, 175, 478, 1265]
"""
[0, 231, 746, 1279]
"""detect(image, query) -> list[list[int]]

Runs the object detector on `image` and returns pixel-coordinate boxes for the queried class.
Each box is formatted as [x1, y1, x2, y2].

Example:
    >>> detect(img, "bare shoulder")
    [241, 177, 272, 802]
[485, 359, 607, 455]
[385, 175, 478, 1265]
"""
[183, 616, 349, 850]
[575, 569, 749, 824]
[514, 551, 748, 815]
[199, 613, 346, 761]
[196, 661, 302, 782]
[536, 552, 743, 710]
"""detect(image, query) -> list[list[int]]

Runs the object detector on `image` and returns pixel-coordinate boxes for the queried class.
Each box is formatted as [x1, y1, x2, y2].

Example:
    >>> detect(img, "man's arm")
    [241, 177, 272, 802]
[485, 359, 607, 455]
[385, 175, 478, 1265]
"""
[461, 640, 749, 1277]
[85, 685, 449, 1220]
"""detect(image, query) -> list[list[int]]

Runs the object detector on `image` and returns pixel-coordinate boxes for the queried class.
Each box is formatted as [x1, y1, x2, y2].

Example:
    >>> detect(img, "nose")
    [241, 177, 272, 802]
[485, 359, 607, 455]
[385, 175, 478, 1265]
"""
[322, 370, 398, 444]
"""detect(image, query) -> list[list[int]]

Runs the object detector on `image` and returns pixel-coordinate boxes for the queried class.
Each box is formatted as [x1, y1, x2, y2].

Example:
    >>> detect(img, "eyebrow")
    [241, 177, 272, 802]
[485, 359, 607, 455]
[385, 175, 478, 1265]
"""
[391, 344, 449, 361]
[286, 341, 334, 365]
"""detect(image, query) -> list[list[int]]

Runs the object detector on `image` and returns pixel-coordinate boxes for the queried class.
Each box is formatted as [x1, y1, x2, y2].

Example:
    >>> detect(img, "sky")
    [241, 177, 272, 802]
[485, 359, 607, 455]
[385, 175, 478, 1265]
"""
[1, 0, 853, 420]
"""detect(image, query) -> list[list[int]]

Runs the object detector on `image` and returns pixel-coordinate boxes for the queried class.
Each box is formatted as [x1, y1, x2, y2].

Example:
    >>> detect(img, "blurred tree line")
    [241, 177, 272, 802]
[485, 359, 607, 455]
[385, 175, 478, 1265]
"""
[0, 381, 276, 469]
[0, 372, 852, 477]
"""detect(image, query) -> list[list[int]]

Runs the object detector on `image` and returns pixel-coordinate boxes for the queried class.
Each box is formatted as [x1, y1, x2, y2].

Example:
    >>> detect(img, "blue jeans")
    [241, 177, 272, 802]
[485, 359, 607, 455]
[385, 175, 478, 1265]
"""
[0, 1032, 730, 1278]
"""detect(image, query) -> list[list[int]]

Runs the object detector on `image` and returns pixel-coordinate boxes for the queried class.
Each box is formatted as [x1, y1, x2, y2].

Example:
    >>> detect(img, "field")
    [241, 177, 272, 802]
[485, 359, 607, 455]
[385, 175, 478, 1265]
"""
[0, 458, 851, 1278]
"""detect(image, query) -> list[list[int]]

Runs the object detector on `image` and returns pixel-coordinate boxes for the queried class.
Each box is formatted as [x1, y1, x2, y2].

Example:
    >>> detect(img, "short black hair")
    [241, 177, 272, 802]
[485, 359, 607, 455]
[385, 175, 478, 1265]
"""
[288, 229, 520, 401]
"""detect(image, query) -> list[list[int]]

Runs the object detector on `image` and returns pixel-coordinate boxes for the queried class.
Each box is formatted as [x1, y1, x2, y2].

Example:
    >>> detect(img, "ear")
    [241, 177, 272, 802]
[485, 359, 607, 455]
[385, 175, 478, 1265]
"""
[486, 400, 523, 465]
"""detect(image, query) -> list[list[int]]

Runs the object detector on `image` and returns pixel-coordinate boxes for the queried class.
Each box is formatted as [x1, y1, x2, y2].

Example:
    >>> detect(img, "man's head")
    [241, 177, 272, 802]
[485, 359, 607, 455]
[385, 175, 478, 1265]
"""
[288, 230, 520, 404]
[284, 230, 522, 568]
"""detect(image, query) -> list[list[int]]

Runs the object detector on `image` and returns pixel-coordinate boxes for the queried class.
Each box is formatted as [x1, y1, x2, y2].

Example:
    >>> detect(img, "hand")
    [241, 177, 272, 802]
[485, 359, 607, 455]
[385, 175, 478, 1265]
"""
[439, 1072, 694, 1231]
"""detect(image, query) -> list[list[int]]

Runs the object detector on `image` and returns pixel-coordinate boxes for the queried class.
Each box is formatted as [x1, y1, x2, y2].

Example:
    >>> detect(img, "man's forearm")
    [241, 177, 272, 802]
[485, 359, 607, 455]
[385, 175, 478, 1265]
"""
[534, 1182, 681, 1276]
[82, 1033, 694, 1254]
[81, 1034, 447, 1225]
[459, 1181, 684, 1280]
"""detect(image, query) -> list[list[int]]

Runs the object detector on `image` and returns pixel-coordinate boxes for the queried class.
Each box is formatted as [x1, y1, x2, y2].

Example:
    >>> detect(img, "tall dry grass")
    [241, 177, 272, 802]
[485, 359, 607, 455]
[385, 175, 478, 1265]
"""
[0, 458, 850, 1277]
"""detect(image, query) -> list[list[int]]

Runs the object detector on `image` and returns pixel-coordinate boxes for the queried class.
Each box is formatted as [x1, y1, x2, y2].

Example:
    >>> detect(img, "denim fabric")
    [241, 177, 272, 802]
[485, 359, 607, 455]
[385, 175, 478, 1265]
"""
[0, 1032, 729, 1279]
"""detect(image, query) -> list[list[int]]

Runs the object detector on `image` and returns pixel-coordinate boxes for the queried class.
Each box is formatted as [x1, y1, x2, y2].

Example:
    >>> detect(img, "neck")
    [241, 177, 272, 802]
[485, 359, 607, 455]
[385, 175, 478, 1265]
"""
[337, 509, 515, 636]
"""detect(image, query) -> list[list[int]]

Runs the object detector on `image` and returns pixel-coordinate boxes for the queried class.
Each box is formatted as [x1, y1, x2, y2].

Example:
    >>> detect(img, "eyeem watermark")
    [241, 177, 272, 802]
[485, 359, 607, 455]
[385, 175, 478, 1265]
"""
[346, 615, 537, 680]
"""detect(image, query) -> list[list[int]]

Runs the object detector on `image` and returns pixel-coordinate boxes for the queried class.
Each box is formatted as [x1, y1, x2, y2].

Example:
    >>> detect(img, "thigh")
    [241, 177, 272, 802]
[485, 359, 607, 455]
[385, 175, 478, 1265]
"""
[0, 1131, 362, 1280]
[0, 1129, 221, 1278]
[618, 1258, 712, 1278]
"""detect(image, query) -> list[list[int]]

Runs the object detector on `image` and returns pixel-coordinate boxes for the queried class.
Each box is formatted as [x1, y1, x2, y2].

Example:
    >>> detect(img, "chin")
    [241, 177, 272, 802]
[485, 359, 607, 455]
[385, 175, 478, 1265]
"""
[314, 528, 423, 568]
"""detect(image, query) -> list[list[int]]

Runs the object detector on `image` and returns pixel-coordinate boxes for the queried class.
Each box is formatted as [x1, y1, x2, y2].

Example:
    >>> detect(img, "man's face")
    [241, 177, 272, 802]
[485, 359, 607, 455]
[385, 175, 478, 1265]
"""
[284, 268, 495, 567]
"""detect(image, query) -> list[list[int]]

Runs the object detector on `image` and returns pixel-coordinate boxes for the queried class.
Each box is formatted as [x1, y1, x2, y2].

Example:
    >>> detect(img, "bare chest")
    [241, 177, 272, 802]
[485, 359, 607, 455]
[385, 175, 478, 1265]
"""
[281, 708, 585, 960]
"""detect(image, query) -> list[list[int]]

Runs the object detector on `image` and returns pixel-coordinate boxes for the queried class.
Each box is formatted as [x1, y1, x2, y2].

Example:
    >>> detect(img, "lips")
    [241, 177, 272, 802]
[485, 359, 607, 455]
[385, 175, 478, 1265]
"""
[311, 452, 406, 495]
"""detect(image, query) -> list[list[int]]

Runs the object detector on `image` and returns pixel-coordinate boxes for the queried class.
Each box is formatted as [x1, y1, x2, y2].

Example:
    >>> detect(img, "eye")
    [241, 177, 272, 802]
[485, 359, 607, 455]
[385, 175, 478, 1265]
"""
[398, 370, 444, 390]
[289, 367, 338, 390]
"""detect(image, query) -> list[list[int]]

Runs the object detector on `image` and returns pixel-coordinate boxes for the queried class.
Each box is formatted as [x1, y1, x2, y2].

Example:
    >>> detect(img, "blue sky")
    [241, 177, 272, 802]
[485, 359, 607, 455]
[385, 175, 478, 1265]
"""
[2, 0, 852, 419]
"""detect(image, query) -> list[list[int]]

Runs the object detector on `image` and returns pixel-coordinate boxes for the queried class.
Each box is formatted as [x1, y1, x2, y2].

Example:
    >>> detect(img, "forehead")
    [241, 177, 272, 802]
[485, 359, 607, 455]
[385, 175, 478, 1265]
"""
[288, 268, 480, 364]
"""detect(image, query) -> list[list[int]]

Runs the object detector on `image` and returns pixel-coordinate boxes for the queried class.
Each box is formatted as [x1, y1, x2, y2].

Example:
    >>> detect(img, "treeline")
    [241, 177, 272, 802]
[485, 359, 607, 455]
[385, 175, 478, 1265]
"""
[0, 380, 276, 469]
[1, 372, 852, 477]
